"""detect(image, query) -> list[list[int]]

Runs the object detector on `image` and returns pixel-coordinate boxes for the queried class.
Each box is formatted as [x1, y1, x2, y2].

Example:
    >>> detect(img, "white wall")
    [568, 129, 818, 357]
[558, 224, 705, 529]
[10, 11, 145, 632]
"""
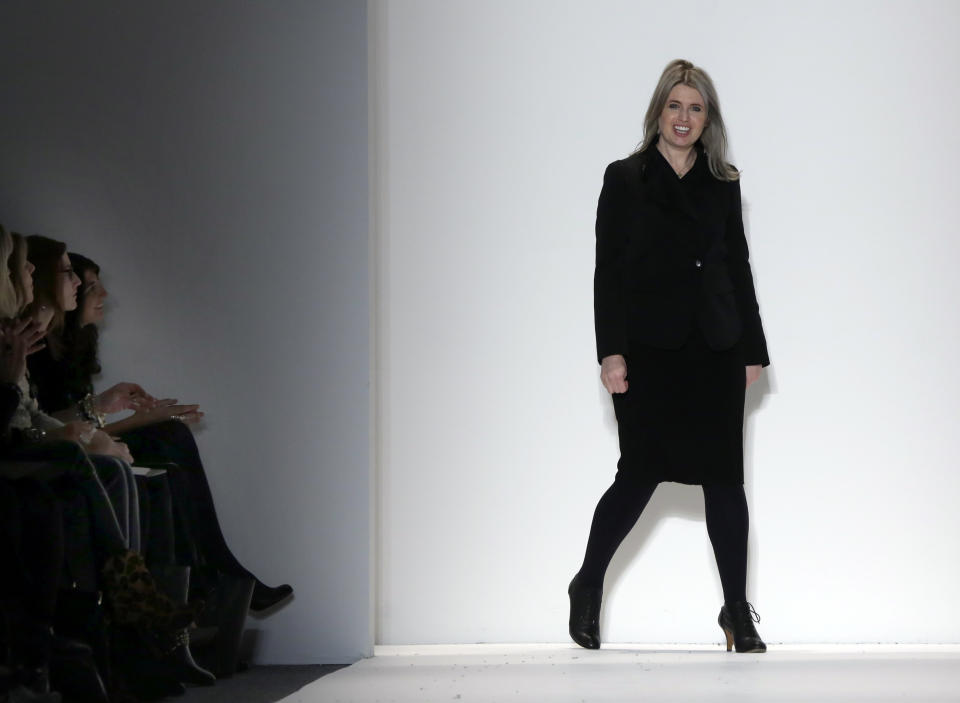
[0, 1, 371, 663]
[375, 0, 960, 643]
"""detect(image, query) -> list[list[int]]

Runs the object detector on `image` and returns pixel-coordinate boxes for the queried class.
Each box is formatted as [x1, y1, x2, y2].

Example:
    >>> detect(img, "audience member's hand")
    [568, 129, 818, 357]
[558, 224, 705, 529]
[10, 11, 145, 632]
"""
[600, 354, 629, 394]
[85, 430, 134, 463]
[47, 421, 97, 444]
[137, 398, 204, 424]
[745, 364, 762, 390]
[95, 382, 156, 414]
[0, 318, 46, 385]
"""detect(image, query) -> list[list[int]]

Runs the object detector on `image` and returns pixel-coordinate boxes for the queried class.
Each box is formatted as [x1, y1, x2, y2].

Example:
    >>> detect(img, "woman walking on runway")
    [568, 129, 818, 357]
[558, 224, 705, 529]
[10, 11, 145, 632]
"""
[569, 58, 769, 653]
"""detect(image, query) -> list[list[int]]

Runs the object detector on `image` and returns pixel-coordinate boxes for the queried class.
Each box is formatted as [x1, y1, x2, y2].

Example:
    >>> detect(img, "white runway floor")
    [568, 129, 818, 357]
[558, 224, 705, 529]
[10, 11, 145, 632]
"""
[277, 643, 960, 703]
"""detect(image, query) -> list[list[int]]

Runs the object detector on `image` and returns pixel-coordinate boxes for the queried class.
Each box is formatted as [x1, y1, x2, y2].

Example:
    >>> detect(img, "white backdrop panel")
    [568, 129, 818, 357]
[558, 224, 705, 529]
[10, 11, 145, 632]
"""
[375, 0, 960, 644]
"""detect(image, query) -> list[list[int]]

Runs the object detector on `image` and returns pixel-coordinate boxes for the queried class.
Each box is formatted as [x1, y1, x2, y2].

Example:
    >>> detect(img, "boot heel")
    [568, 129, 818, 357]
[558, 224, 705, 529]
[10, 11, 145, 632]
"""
[717, 612, 734, 650]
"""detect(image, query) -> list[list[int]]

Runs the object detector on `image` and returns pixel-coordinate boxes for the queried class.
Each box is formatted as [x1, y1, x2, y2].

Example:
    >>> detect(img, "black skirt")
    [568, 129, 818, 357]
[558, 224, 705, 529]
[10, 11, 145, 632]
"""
[611, 325, 745, 485]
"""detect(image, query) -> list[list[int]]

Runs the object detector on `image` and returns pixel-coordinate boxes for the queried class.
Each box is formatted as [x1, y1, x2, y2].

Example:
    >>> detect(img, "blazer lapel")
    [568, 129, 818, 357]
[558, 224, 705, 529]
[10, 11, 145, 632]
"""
[635, 140, 706, 254]
[651, 141, 706, 221]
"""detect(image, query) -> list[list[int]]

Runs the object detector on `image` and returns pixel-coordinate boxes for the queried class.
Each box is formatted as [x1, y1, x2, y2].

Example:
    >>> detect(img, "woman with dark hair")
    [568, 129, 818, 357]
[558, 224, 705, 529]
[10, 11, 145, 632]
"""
[0, 236, 197, 633]
[3, 233, 207, 694]
[29, 252, 293, 613]
[0, 230, 89, 700]
[17, 235, 141, 549]
[569, 59, 769, 653]
[23, 246, 165, 432]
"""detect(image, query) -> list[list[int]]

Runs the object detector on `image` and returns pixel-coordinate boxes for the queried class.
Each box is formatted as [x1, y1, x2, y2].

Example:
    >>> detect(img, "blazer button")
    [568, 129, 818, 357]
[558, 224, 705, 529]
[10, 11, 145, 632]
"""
[695, 259, 702, 268]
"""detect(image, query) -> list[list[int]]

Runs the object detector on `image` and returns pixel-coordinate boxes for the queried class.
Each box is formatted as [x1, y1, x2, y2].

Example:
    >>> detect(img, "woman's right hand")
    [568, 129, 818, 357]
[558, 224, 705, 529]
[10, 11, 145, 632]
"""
[600, 354, 629, 394]
[47, 421, 97, 444]
[84, 430, 134, 463]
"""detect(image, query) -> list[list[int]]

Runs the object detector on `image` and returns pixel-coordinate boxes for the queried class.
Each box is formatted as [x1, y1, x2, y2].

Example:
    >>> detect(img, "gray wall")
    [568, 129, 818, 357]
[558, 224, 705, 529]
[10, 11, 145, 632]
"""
[0, 1, 371, 663]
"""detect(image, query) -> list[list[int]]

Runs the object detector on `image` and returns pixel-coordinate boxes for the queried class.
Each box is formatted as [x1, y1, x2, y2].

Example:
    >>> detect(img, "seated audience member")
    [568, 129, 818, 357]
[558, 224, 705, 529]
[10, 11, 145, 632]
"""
[0, 233, 104, 702]
[2, 231, 207, 696]
[29, 251, 294, 613]
[0, 478, 72, 703]
[15, 237, 181, 575]
[0, 461, 107, 703]
[9, 234, 140, 549]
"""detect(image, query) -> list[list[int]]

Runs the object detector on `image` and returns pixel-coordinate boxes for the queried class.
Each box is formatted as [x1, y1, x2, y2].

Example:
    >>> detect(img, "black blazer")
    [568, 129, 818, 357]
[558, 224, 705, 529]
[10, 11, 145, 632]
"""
[593, 139, 769, 367]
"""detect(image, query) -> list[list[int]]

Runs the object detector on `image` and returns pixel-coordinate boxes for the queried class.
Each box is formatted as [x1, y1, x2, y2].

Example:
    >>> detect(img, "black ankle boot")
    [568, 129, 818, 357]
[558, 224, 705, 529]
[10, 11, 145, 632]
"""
[152, 566, 216, 686]
[249, 581, 293, 613]
[48, 633, 109, 703]
[112, 625, 187, 700]
[2, 609, 55, 701]
[568, 574, 601, 649]
[718, 601, 766, 653]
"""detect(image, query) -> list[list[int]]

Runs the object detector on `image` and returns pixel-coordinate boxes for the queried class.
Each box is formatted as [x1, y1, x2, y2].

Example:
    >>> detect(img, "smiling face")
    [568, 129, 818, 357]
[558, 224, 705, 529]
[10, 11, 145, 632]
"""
[80, 269, 107, 326]
[56, 252, 81, 312]
[657, 83, 708, 150]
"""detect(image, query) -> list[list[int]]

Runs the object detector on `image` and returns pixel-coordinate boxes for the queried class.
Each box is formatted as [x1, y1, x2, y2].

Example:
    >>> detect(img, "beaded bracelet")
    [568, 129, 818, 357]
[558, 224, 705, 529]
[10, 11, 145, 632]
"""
[80, 393, 106, 429]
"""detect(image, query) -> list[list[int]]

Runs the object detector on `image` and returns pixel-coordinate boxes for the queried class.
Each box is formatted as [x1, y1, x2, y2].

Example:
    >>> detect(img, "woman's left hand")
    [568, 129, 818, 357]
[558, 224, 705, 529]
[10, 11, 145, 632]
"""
[745, 365, 762, 389]
[139, 398, 204, 424]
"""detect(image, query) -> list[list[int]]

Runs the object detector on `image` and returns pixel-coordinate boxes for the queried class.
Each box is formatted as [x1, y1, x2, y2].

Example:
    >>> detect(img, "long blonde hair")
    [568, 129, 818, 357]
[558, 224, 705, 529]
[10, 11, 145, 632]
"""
[633, 59, 740, 182]
[9, 233, 31, 314]
[0, 224, 20, 319]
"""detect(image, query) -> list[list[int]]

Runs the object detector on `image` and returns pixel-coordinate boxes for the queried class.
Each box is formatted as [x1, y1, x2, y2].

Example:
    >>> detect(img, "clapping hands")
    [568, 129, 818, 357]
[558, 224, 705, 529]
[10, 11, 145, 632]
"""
[96, 385, 203, 424]
[96, 384, 205, 434]
[0, 317, 46, 385]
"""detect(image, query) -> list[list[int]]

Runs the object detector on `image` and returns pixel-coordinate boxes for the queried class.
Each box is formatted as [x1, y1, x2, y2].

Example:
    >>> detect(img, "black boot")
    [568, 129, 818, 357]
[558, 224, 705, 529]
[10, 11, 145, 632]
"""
[249, 581, 293, 614]
[2, 607, 53, 701]
[2, 678, 62, 703]
[567, 574, 601, 649]
[718, 601, 766, 653]
[152, 566, 216, 686]
[192, 573, 254, 678]
[48, 633, 109, 703]
[111, 624, 187, 700]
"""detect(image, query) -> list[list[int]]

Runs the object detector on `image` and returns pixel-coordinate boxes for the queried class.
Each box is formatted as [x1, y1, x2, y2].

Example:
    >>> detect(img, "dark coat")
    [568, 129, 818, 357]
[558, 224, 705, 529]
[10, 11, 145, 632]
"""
[593, 139, 769, 367]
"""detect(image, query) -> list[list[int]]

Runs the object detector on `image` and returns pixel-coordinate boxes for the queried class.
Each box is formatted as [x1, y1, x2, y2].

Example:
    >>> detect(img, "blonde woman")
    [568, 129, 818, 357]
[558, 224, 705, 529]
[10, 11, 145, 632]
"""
[0, 228, 199, 653]
[570, 59, 770, 653]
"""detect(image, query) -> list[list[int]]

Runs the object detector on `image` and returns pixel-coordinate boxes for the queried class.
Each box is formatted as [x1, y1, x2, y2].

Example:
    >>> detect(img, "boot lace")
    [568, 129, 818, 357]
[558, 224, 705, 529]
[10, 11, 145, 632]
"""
[741, 602, 760, 624]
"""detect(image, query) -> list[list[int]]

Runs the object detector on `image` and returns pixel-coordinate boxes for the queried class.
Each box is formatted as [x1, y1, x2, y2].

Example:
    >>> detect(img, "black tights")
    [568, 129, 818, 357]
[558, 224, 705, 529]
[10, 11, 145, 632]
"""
[121, 420, 255, 582]
[577, 475, 749, 604]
